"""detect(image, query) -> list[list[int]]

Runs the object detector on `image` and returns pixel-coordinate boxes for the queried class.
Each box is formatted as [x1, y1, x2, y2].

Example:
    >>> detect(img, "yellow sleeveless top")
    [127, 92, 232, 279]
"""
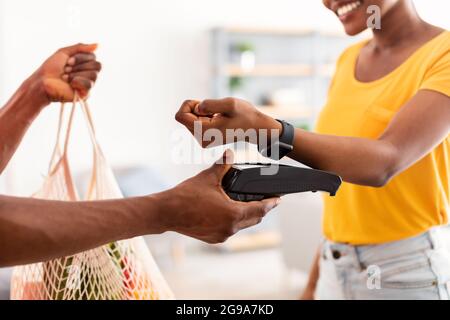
[315, 31, 450, 244]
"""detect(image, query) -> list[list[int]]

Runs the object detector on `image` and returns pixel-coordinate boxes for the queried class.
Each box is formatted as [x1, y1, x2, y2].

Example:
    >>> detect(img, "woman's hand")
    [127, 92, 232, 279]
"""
[299, 286, 316, 300]
[299, 246, 320, 300]
[29, 43, 102, 108]
[156, 150, 280, 244]
[175, 98, 282, 148]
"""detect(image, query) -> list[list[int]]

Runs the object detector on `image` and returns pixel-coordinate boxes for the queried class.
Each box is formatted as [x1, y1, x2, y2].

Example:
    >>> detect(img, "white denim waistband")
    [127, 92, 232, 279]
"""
[322, 225, 450, 269]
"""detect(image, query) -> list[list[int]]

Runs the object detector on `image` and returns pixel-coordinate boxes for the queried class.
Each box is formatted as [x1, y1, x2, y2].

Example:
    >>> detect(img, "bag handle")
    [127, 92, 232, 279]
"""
[48, 99, 76, 173]
[47, 93, 109, 200]
[78, 98, 111, 200]
[46, 96, 78, 200]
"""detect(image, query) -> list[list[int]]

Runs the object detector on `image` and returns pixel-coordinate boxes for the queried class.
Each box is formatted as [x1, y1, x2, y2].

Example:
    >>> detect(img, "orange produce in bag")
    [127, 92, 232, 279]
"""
[10, 97, 174, 300]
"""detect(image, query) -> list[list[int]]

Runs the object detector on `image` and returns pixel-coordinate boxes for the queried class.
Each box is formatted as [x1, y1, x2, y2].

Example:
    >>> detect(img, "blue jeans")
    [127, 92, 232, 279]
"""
[316, 226, 450, 300]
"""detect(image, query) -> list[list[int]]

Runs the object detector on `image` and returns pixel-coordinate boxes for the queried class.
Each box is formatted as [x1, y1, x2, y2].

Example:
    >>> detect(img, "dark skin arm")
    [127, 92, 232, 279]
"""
[175, 90, 450, 187]
[0, 43, 101, 173]
[0, 44, 280, 267]
[0, 151, 279, 267]
[175, 92, 449, 300]
[290, 90, 450, 186]
[0, 194, 161, 266]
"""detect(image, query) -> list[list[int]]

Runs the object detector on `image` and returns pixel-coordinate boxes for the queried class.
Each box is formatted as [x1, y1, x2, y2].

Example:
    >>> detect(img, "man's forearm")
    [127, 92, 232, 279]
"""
[0, 194, 167, 267]
[0, 76, 48, 173]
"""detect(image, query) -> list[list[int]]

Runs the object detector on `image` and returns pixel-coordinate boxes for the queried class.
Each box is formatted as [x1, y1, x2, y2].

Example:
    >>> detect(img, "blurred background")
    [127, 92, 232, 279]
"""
[0, 0, 448, 299]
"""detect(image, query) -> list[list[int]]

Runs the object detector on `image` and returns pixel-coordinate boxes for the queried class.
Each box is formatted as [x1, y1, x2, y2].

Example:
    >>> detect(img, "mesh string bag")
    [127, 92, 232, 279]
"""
[10, 97, 174, 300]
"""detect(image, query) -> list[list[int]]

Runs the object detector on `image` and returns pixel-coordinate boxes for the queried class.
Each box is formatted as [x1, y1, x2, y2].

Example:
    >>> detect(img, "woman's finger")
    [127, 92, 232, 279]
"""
[67, 53, 96, 66]
[67, 71, 98, 83]
[179, 100, 201, 113]
[198, 98, 236, 116]
[66, 60, 102, 73]
[175, 100, 201, 129]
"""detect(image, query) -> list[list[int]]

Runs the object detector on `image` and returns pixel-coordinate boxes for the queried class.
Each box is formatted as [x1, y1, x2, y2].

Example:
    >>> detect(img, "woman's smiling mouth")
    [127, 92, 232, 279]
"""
[336, 0, 363, 21]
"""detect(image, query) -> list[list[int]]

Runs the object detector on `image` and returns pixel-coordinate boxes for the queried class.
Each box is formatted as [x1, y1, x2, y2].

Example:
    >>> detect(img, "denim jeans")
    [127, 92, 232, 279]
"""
[316, 226, 450, 300]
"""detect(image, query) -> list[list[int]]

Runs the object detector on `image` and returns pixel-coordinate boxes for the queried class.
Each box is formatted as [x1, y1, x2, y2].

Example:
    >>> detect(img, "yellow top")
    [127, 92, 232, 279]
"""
[315, 31, 450, 245]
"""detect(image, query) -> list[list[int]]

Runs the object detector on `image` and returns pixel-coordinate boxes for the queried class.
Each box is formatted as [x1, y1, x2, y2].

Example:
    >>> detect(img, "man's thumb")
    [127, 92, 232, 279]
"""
[209, 149, 234, 181]
[60, 43, 98, 56]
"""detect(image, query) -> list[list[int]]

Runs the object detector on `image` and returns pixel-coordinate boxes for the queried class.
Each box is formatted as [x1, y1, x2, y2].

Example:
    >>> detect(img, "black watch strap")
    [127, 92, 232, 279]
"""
[259, 119, 294, 160]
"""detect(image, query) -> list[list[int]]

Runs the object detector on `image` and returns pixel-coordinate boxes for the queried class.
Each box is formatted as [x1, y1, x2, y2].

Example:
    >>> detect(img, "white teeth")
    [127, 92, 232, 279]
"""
[337, 1, 362, 17]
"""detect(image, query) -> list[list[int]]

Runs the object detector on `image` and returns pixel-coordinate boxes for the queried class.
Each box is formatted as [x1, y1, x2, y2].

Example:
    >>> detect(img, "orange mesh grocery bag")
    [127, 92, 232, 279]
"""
[10, 97, 174, 300]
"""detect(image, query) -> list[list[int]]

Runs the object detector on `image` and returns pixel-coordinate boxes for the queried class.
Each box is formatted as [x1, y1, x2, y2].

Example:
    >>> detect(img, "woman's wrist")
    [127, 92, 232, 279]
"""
[254, 111, 283, 144]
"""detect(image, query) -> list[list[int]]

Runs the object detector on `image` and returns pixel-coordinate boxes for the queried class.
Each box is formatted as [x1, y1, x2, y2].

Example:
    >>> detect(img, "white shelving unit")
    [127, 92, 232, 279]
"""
[211, 27, 354, 129]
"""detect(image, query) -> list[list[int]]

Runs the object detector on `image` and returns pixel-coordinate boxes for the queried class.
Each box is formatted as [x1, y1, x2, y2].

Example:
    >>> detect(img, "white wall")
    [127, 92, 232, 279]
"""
[0, 0, 448, 195]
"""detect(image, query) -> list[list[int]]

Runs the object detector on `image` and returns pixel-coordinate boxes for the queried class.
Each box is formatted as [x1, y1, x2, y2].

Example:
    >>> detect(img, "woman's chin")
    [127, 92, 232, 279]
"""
[343, 24, 368, 36]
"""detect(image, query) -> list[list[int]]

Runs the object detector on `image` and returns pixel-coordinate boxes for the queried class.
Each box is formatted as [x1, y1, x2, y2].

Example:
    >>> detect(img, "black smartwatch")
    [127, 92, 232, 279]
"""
[258, 119, 294, 160]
